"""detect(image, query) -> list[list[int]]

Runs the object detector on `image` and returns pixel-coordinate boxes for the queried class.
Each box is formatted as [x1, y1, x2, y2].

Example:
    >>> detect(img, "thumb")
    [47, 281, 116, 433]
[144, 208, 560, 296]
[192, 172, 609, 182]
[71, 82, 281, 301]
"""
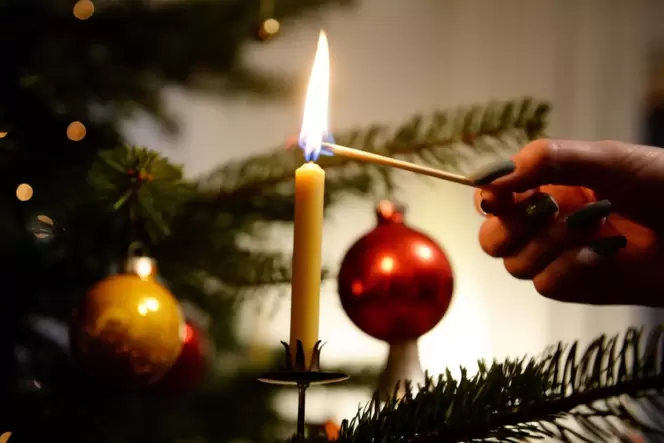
[483, 139, 664, 229]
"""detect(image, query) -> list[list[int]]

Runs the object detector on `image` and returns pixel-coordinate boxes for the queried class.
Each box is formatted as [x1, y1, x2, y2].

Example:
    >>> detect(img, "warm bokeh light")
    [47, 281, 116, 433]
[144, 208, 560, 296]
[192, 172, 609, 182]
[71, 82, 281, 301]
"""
[73, 0, 95, 20]
[137, 297, 160, 316]
[33, 215, 55, 240]
[0, 132, 7, 139]
[36, 215, 54, 225]
[16, 183, 33, 202]
[67, 121, 87, 141]
[299, 31, 330, 161]
[261, 18, 280, 36]
[324, 420, 340, 440]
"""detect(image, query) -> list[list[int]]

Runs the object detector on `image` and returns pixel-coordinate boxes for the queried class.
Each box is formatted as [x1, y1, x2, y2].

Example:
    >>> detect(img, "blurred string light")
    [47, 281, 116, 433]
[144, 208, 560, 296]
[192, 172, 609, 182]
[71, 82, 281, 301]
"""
[73, 0, 95, 20]
[257, 0, 280, 41]
[16, 183, 33, 202]
[0, 132, 7, 139]
[66, 121, 86, 141]
[30, 215, 56, 243]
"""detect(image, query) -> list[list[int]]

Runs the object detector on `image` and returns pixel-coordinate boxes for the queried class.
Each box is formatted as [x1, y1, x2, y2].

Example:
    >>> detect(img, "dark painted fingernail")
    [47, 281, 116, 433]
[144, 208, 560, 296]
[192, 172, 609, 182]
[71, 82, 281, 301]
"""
[479, 199, 494, 215]
[469, 160, 516, 186]
[523, 193, 559, 221]
[588, 235, 627, 257]
[566, 200, 612, 230]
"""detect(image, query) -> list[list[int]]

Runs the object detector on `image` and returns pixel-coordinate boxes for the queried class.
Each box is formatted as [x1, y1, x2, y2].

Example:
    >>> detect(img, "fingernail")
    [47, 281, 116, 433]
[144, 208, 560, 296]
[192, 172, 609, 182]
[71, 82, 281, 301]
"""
[523, 193, 558, 221]
[479, 199, 494, 215]
[588, 235, 627, 257]
[566, 200, 612, 230]
[469, 160, 516, 186]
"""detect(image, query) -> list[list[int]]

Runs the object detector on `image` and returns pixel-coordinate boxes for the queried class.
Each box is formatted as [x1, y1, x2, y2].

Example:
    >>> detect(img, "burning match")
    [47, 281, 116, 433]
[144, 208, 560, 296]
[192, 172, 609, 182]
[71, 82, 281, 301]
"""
[321, 142, 475, 186]
[295, 30, 515, 188]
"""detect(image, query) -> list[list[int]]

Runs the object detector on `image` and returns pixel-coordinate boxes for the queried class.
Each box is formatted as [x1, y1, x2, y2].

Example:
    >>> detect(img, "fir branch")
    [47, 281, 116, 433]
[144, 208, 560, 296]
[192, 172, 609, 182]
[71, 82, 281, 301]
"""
[199, 172, 374, 223]
[202, 98, 551, 216]
[215, 250, 293, 288]
[301, 326, 664, 443]
[86, 145, 194, 242]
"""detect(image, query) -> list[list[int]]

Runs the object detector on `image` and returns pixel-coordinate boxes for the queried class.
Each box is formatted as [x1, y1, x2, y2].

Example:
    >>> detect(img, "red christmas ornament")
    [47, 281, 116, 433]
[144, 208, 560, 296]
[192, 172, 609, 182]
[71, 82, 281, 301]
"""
[149, 321, 210, 394]
[338, 201, 454, 399]
[338, 201, 454, 342]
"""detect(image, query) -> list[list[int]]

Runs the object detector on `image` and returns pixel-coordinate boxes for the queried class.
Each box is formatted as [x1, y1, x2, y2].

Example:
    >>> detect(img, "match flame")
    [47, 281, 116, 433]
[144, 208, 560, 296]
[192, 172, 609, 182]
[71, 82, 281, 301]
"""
[299, 30, 330, 162]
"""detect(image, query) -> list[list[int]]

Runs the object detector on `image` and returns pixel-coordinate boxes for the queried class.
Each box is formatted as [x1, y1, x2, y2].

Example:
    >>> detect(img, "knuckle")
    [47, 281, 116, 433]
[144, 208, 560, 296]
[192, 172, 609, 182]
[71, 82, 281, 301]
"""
[503, 258, 535, 280]
[533, 275, 561, 301]
[478, 224, 507, 258]
[479, 238, 503, 258]
[524, 139, 559, 168]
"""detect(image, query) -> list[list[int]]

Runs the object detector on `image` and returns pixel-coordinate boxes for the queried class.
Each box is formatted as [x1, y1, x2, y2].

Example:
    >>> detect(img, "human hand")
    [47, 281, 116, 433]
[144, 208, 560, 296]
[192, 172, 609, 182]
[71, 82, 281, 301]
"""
[472, 139, 664, 307]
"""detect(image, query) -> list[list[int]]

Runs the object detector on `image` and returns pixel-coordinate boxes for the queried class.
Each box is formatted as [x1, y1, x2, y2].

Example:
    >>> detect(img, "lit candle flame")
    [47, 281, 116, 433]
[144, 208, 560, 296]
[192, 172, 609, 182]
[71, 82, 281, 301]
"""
[299, 30, 330, 162]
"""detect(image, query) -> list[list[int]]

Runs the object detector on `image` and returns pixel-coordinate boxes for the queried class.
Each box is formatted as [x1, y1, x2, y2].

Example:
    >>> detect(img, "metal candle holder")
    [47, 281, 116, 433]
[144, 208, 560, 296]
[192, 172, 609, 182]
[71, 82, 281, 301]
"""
[259, 340, 348, 440]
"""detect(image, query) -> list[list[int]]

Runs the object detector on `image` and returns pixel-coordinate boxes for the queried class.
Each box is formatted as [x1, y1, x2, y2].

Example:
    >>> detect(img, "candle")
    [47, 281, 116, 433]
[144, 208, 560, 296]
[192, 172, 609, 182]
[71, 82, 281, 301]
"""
[290, 162, 325, 366]
[290, 30, 330, 367]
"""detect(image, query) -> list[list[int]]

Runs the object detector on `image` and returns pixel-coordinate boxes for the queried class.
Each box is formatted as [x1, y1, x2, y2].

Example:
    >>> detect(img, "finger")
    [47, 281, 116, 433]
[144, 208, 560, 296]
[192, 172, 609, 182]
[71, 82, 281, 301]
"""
[502, 200, 613, 279]
[476, 139, 659, 191]
[475, 139, 664, 229]
[479, 186, 591, 257]
[475, 185, 592, 218]
[532, 236, 631, 304]
[532, 235, 664, 307]
[475, 188, 529, 216]
[478, 193, 559, 257]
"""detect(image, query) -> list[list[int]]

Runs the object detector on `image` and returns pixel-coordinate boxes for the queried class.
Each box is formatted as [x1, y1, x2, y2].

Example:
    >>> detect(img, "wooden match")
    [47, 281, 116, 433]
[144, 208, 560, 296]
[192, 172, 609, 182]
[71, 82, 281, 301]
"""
[321, 142, 474, 186]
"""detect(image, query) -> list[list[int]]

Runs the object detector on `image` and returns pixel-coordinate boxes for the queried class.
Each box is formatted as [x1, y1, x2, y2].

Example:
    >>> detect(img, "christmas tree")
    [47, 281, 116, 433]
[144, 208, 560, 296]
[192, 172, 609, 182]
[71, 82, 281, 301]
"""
[5, 1, 659, 443]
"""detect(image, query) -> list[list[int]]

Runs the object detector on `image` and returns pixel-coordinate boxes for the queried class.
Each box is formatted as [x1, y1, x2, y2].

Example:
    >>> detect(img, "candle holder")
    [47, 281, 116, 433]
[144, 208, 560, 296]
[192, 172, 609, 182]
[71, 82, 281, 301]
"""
[259, 340, 348, 440]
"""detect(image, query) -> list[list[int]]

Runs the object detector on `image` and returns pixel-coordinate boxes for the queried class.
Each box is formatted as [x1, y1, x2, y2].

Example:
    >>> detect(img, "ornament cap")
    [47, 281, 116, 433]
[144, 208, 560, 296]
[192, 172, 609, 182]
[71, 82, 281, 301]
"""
[375, 200, 406, 225]
[124, 256, 157, 280]
[124, 242, 158, 279]
[124, 256, 157, 279]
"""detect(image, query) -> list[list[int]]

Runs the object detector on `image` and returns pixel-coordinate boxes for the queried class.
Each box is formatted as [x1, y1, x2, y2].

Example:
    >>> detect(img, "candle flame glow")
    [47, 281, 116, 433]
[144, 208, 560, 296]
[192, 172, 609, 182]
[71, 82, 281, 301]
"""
[299, 30, 331, 162]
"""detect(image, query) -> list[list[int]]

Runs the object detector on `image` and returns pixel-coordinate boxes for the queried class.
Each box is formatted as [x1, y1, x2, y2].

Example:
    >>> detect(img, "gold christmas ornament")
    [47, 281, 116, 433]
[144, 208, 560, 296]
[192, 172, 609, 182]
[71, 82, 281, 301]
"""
[73, 0, 95, 20]
[71, 253, 185, 386]
[66, 121, 87, 141]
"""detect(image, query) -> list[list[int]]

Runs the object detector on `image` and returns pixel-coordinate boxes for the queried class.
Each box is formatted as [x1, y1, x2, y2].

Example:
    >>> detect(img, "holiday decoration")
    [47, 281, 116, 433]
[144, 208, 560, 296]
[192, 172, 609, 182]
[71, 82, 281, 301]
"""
[149, 317, 211, 394]
[338, 200, 454, 398]
[73, 0, 95, 20]
[70, 252, 185, 386]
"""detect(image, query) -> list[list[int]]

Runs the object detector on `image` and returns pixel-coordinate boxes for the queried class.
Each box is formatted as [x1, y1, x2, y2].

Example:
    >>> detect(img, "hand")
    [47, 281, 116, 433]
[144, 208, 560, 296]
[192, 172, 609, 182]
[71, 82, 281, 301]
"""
[472, 139, 664, 307]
